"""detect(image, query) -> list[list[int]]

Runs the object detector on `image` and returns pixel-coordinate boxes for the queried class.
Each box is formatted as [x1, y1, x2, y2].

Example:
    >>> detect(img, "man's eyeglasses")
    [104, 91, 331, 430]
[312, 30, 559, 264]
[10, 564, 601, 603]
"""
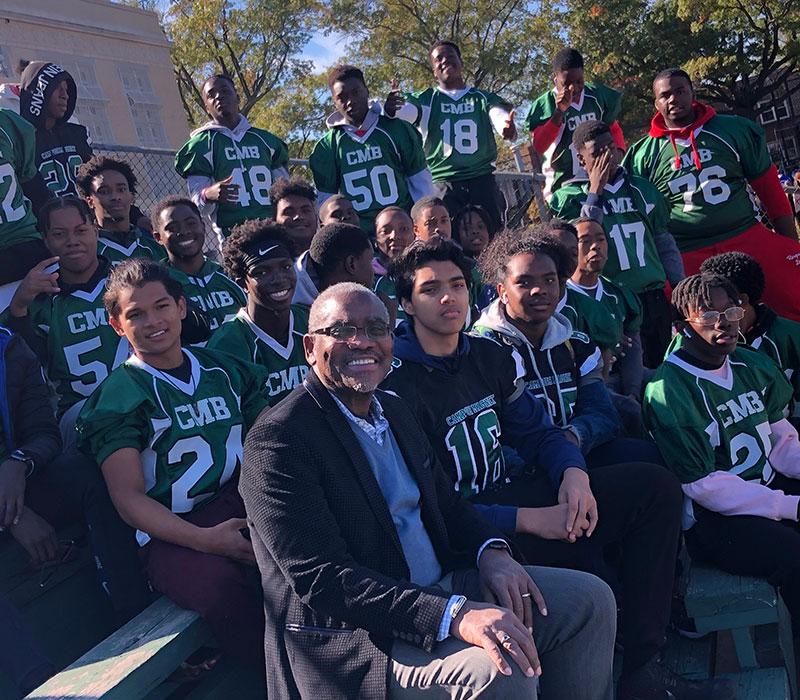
[686, 307, 745, 327]
[311, 322, 393, 342]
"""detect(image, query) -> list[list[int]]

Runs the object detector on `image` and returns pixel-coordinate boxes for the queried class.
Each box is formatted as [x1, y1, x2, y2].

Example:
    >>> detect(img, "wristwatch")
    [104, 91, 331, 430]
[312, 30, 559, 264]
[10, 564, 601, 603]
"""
[484, 540, 512, 556]
[7, 449, 35, 477]
[449, 595, 468, 622]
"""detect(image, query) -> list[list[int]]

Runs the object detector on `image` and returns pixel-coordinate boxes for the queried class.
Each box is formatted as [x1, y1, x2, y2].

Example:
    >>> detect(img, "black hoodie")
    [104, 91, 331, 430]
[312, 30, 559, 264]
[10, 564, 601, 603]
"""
[18, 62, 93, 197]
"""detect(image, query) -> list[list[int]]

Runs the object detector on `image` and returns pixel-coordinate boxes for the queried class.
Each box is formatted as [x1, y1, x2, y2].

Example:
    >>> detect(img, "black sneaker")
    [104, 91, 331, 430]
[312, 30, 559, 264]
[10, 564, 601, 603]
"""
[618, 658, 737, 700]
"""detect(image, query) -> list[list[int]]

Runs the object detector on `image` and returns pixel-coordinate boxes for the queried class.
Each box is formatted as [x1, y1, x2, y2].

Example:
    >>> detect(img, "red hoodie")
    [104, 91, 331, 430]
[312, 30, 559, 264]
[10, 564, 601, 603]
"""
[648, 101, 715, 172]
[648, 101, 791, 221]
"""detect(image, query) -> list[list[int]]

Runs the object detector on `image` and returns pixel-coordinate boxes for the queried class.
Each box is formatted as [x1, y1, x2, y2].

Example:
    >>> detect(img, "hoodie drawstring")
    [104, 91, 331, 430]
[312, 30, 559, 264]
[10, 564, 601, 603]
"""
[668, 129, 703, 172]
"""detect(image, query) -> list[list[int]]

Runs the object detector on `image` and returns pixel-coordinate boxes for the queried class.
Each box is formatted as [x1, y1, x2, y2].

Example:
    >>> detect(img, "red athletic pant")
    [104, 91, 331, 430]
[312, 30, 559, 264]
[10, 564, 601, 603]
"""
[682, 222, 800, 322]
[140, 481, 264, 666]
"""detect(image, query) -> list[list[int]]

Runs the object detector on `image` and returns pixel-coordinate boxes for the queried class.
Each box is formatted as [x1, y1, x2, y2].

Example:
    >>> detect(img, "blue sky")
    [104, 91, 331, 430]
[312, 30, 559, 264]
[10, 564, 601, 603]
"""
[302, 31, 347, 71]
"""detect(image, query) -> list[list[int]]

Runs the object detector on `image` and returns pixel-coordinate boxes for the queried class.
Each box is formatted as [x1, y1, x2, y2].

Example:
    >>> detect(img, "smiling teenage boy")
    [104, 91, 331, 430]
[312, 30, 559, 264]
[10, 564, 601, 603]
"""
[209, 220, 310, 403]
[151, 195, 244, 334]
[76, 258, 269, 666]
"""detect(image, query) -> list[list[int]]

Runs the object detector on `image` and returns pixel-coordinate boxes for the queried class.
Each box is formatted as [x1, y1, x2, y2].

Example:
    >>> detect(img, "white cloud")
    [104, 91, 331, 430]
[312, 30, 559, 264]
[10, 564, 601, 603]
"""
[303, 31, 348, 72]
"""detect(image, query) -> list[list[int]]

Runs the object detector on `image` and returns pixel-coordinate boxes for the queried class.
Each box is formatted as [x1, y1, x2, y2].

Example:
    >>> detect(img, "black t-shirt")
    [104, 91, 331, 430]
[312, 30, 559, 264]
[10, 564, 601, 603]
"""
[381, 335, 524, 498]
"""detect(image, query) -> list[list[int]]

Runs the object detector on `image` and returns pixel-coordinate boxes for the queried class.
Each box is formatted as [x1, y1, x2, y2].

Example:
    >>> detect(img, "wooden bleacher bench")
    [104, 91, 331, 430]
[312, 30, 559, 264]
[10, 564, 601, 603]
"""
[664, 556, 797, 699]
[25, 596, 212, 700]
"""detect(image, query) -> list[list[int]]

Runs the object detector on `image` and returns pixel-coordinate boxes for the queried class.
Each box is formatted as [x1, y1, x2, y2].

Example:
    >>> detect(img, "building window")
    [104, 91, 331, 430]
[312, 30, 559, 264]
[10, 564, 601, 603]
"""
[0, 45, 9, 78]
[758, 98, 790, 125]
[73, 101, 115, 144]
[118, 63, 167, 148]
[129, 100, 168, 148]
[784, 134, 798, 161]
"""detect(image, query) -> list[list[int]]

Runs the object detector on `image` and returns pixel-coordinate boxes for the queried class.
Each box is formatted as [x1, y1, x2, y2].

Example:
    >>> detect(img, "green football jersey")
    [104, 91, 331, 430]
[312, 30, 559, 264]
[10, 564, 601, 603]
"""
[566, 278, 641, 358]
[558, 287, 619, 351]
[749, 308, 800, 421]
[25, 277, 130, 416]
[207, 305, 309, 403]
[98, 229, 166, 266]
[374, 273, 406, 326]
[0, 109, 41, 248]
[309, 114, 427, 230]
[644, 348, 791, 485]
[523, 83, 622, 199]
[548, 173, 668, 292]
[77, 347, 269, 542]
[625, 115, 770, 252]
[175, 124, 289, 235]
[403, 87, 511, 182]
[168, 259, 245, 333]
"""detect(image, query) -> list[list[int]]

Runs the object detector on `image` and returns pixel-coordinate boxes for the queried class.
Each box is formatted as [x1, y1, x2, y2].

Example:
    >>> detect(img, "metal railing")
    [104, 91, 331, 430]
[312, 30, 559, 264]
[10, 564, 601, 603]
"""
[94, 145, 548, 252]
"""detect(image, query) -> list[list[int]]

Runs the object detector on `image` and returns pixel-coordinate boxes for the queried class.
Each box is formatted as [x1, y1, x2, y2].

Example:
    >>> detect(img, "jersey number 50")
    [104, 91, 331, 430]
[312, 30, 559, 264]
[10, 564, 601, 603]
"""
[343, 165, 399, 211]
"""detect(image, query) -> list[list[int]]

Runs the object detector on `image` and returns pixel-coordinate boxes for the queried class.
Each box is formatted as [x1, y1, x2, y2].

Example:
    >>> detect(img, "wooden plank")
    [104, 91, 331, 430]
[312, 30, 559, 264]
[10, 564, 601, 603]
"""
[693, 609, 779, 635]
[730, 627, 758, 669]
[661, 631, 713, 680]
[776, 596, 798, 700]
[26, 597, 211, 700]
[720, 668, 790, 700]
[685, 564, 776, 619]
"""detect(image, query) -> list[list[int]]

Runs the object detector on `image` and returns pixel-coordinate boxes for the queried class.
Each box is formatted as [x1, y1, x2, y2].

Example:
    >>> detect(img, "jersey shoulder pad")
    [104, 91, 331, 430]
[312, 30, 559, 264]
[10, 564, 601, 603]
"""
[568, 330, 592, 345]
[409, 87, 435, 104]
[174, 130, 215, 177]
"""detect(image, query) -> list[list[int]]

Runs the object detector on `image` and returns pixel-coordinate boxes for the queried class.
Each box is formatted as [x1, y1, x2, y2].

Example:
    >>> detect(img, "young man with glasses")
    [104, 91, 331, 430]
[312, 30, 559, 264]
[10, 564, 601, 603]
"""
[382, 237, 733, 699]
[644, 273, 800, 632]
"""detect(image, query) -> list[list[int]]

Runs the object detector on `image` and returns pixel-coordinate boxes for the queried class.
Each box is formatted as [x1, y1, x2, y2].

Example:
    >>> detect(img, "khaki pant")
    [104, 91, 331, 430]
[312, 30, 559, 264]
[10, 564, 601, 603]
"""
[389, 566, 615, 700]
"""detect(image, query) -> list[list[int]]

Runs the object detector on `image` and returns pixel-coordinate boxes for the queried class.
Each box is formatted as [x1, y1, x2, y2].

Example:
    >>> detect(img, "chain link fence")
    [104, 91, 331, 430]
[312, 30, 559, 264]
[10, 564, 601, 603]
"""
[94, 145, 547, 253]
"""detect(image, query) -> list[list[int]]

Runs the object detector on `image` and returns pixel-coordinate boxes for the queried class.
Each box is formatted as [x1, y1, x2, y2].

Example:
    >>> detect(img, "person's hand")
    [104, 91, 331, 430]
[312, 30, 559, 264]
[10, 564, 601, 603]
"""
[0, 459, 26, 527]
[478, 546, 547, 633]
[558, 467, 598, 541]
[9, 507, 58, 566]
[203, 517, 256, 564]
[587, 148, 613, 194]
[9, 257, 60, 317]
[617, 334, 634, 358]
[555, 85, 573, 113]
[517, 504, 581, 541]
[384, 78, 404, 118]
[203, 175, 240, 204]
[451, 600, 541, 678]
[501, 110, 517, 140]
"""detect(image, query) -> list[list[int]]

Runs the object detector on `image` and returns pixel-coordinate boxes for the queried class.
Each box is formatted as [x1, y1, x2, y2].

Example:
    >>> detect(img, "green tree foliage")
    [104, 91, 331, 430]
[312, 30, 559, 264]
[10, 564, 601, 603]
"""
[324, 0, 563, 106]
[249, 71, 333, 169]
[166, 0, 320, 127]
[566, 0, 799, 135]
[676, 0, 800, 119]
